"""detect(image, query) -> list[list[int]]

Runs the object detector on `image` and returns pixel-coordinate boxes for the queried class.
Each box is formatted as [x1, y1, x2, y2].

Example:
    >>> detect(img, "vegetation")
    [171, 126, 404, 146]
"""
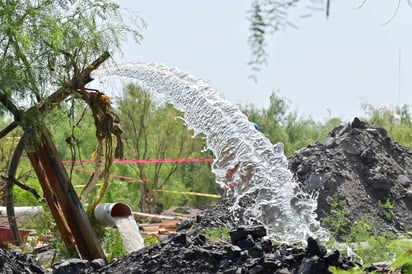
[115, 83, 215, 213]
[324, 197, 411, 273]
[241, 91, 342, 155]
[0, 0, 145, 259]
[246, 1, 410, 79]
[378, 198, 395, 222]
[205, 226, 230, 242]
[322, 197, 351, 240]
[3, 84, 412, 268]
[0, 0, 410, 269]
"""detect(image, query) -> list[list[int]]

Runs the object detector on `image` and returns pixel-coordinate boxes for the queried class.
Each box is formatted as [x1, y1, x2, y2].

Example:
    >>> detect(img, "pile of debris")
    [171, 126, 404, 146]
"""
[288, 117, 412, 234]
[53, 225, 355, 274]
[0, 248, 44, 273]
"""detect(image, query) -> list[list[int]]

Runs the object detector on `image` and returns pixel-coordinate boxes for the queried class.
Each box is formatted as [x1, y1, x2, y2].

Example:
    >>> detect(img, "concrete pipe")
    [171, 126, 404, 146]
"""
[93, 203, 132, 226]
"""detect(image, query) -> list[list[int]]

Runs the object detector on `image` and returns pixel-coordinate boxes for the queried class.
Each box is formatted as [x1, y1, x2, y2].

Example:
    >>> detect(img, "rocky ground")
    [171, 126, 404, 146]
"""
[0, 118, 411, 273]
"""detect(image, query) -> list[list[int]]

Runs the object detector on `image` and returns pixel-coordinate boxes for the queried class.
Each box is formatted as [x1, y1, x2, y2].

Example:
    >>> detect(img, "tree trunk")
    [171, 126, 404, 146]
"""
[5, 137, 25, 246]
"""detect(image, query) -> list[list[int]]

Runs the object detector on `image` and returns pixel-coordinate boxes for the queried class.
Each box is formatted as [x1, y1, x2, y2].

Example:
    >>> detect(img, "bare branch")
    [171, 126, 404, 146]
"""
[1, 175, 42, 201]
[326, 0, 330, 17]
[0, 94, 21, 118]
[353, 0, 368, 10]
[381, 0, 401, 26]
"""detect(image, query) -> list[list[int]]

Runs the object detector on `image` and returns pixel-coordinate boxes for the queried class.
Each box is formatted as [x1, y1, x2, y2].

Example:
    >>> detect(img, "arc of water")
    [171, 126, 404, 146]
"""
[92, 63, 329, 243]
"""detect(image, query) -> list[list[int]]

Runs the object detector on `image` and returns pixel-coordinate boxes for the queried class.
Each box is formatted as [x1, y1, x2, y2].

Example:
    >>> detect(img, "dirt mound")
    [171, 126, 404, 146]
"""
[288, 118, 412, 234]
[92, 226, 353, 274]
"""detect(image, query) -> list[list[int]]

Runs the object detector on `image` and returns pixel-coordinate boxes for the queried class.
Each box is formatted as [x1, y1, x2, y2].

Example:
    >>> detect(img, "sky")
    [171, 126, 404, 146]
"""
[103, 0, 412, 121]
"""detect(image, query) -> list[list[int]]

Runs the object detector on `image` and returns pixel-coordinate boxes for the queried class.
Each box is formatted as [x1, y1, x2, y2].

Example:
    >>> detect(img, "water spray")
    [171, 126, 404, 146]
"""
[92, 63, 329, 243]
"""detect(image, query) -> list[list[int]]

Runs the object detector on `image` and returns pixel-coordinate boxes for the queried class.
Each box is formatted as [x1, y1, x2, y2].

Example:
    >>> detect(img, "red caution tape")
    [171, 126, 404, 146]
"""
[63, 158, 213, 164]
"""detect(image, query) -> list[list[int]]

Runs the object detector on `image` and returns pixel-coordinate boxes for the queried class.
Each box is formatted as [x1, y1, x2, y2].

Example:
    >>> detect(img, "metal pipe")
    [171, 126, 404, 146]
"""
[93, 203, 132, 226]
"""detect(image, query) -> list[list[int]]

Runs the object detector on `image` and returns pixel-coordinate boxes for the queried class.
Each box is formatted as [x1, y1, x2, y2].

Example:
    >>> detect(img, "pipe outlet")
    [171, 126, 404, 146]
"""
[94, 203, 132, 226]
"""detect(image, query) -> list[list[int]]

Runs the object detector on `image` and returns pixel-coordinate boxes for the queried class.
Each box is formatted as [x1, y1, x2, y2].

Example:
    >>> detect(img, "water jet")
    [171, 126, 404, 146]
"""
[92, 62, 329, 243]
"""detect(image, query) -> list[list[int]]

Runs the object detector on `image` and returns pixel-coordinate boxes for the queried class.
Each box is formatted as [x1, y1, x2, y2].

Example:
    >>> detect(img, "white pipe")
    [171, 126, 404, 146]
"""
[0, 206, 43, 223]
[94, 203, 145, 253]
[94, 203, 132, 226]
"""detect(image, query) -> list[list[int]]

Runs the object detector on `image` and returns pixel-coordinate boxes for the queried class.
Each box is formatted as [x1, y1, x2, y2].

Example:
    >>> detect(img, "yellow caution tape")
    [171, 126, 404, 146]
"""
[157, 189, 221, 199]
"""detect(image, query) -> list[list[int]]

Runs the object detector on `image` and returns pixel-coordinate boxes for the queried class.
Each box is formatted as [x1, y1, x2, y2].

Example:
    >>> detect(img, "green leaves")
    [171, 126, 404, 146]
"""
[240, 91, 341, 156]
[0, 0, 144, 108]
[116, 83, 214, 212]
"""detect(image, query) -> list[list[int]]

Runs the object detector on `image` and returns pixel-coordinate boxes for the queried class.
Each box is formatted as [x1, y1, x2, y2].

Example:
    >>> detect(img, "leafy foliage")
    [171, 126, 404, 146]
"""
[391, 242, 412, 272]
[0, 0, 143, 103]
[205, 226, 230, 242]
[114, 83, 217, 213]
[101, 228, 127, 261]
[361, 102, 412, 149]
[378, 198, 395, 222]
[241, 91, 341, 155]
[247, 0, 329, 79]
[322, 197, 351, 240]
[323, 198, 411, 270]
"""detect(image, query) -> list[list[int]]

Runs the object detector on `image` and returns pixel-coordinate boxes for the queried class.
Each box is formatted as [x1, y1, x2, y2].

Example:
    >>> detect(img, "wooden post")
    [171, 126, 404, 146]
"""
[26, 152, 75, 250]
[27, 128, 106, 261]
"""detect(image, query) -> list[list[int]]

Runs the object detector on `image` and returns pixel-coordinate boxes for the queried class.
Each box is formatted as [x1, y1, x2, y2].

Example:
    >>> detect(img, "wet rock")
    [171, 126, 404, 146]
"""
[176, 218, 194, 232]
[397, 174, 411, 188]
[364, 261, 393, 273]
[324, 250, 340, 266]
[87, 226, 353, 274]
[406, 190, 412, 200]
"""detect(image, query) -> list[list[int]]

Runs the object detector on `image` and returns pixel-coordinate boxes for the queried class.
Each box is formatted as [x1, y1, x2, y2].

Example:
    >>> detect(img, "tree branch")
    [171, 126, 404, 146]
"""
[75, 51, 111, 89]
[0, 121, 18, 139]
[40, 51, 111, 111]
[0, 94, 21, 118]
[4, 136, 25, 246]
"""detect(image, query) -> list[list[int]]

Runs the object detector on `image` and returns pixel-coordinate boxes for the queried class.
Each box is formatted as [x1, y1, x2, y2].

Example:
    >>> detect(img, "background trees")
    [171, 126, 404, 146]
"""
[116, 83, 216, 213]
[241, 91, 342, 155]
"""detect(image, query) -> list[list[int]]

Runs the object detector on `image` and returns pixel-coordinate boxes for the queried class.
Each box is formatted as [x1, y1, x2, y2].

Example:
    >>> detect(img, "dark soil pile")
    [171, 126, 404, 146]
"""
[90, 226, 354, 274]
[0, 248, 45, 273]
[288, 117, 412, 234]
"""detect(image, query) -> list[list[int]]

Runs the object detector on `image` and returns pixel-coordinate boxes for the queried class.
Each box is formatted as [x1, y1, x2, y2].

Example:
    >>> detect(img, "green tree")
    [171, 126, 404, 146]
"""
[241, 91, 289, 144]
[241, 91, 341, 155]
[116, 83, 215, 213]
[361, 102, 412, 149]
